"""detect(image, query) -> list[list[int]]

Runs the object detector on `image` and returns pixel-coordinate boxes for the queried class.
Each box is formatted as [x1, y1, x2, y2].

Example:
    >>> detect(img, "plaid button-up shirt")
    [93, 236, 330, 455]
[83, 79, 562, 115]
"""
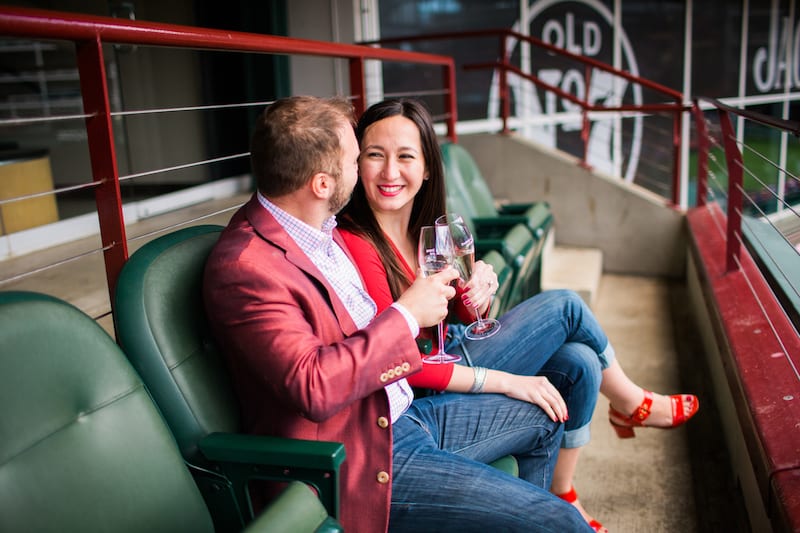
[258, 192, 415, 422]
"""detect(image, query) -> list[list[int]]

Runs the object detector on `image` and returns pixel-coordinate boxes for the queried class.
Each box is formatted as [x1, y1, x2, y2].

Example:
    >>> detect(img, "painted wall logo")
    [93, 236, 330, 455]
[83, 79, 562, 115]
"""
[489, 0, 642, 182]
[752, 9, 800, 92]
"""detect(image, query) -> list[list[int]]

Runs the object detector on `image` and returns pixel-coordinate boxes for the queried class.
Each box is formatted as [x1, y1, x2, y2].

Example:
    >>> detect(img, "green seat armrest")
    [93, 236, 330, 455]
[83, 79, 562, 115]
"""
[471, 217, 528, 240]
[496, 202, 535, 215]
[200, 432, 345, 471]
[472, 215, 531, 234]
[200, 432, 345, 519]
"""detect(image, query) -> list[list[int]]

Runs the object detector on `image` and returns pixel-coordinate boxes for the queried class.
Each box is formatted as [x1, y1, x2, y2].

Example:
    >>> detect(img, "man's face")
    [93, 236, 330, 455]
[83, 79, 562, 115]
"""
[329, 122, 360, 214]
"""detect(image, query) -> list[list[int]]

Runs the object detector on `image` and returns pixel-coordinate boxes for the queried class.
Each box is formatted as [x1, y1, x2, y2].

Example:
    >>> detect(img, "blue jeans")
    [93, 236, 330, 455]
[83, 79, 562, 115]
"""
[448, 289, 612, 448]
[390, 393, 593, 532]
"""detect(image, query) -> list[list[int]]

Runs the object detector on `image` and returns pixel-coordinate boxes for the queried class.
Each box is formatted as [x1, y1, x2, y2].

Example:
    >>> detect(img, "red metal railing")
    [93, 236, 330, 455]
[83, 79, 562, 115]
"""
[364, 28, 689, 206]
[0, 6, 457, 307]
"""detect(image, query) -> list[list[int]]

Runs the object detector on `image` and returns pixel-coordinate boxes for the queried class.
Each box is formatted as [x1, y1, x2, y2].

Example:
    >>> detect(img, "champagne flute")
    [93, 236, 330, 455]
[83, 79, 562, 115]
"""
[435, 213, 501, 341]
[417, 225, 462, 364]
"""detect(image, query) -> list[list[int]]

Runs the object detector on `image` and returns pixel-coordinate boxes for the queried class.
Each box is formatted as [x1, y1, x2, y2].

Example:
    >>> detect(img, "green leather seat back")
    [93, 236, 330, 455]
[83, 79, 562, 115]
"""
[114, 225, 233, 464]
[0, 291, 214, 533]
[441, 142, 499, 219]
[478, 249, 513, 319]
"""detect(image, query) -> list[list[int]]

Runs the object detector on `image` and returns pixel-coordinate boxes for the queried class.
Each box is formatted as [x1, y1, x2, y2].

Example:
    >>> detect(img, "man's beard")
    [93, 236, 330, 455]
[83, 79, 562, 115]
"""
[328, 179, 352, 214]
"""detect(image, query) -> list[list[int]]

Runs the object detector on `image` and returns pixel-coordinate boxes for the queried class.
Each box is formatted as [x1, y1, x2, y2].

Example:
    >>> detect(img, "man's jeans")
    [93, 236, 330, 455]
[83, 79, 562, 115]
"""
[389, 393, 593, 531]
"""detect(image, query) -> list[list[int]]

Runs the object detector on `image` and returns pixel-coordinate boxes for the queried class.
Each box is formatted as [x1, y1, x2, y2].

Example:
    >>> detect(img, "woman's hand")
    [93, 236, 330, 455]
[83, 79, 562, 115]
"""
[460, 260, 498, 315]
[489, 370, 569, 423]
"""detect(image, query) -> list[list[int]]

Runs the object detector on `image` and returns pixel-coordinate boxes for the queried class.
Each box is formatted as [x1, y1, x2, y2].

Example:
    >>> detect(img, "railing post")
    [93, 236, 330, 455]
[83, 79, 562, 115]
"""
[76, 36, 128, 306]
[717, 108, 743, 272]
[671, 99, 682, 207]
[443, 61, 458, 142]
[349, 57, 366, 118]
[692, 101, 709, 207]
[499, 35, 509, 135]
[580, 65, 592, 169]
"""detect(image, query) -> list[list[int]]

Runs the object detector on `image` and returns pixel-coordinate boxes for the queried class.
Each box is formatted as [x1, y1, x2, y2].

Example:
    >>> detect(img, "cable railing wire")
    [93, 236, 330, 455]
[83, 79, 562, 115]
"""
[0, 241, 113, 285]
[0, 112, 92, 125]
[124, 202, 244, 246]
[0, 179, 99, 206]
[741, 202, 800, 302]
[119, 152, 250, 182]
[110, 100, 276, 118]
[730, 231, 800, 378]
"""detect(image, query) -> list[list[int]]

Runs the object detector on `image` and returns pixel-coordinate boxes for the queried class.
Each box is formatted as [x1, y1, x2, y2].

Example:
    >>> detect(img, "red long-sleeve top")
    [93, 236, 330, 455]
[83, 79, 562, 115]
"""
[340, 228, 475, 390]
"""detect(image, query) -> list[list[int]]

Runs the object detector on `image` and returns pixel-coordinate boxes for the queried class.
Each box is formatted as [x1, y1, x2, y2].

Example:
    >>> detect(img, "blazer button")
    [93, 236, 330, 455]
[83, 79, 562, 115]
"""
[379, 372, 389, 383]
[377, 416, 389, 429]
[394, 365, 403, 376]
[387, 368, 396, 378]
[377, 471, 390, 484]
[401, 362, 411, 372]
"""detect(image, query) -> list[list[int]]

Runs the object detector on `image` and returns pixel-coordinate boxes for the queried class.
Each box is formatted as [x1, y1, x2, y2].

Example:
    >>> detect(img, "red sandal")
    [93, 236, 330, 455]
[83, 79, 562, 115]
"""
[555, 486, 606, 532]
[608, 390, 699, 439]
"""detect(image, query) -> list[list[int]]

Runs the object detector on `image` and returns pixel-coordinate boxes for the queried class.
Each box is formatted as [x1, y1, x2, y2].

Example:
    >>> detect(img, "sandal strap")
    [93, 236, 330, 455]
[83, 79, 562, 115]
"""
[555, 486, 578, 504]
[631, 389, 654, 423]
[670, 394, 698, 425]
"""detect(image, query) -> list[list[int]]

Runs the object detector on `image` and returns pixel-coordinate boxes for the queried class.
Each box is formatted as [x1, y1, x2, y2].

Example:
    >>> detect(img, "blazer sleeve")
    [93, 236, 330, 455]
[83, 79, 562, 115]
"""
[204, 233, 422, 423]
[339, 229, 455, 391]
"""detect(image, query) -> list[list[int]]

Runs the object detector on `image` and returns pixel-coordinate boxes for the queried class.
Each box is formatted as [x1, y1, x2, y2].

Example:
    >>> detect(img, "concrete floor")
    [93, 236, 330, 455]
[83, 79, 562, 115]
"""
[0, 195, 745, 532]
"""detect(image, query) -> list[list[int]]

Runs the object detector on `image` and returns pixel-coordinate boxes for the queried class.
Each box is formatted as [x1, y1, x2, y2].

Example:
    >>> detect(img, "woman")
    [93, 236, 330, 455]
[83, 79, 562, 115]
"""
[338, 98, 699, 531]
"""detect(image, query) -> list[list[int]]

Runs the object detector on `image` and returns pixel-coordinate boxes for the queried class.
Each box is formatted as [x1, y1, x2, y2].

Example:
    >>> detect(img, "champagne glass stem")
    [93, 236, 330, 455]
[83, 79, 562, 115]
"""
[436, 321, 446, 355]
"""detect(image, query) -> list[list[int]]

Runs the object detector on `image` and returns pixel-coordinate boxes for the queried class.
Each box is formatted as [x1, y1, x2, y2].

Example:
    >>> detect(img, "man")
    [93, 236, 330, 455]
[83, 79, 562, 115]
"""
[203, 96, 591, 532]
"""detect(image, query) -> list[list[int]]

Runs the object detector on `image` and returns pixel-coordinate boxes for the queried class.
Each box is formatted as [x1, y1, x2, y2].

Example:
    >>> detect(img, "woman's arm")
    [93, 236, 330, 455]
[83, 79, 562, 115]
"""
[339, 229, 455, 390]
[446, 364, 568, 422]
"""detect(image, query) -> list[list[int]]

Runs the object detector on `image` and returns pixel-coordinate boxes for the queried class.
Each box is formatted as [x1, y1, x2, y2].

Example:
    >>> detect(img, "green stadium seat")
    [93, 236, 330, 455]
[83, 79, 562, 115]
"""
[442, 142, 551, 307]
[0, 290, 341, 533]
[113, 225, 344, 533]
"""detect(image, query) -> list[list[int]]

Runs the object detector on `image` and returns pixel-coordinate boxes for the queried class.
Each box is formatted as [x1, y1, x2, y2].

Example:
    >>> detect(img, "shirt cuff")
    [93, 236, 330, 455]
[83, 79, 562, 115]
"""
[390, 302, 419, 338]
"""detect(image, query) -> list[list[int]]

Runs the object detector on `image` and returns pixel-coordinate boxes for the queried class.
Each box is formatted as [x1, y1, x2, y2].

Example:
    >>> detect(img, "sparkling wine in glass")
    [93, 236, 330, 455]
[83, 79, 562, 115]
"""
[435, 214, 501, 341]
[417, 225, 461, 364]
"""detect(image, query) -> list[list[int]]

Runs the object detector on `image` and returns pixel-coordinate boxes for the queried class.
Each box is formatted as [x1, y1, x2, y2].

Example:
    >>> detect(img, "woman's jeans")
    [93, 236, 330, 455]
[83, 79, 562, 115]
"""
[387, 290, 606, 531]
[450, 289, 610, 448]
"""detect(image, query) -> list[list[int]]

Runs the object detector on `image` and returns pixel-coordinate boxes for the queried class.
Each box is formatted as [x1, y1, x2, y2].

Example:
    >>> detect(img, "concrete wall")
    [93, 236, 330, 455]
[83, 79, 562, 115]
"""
[458, 132, 687, 277]
[287, 0, 355, 97]
[685, 253, 772, 533]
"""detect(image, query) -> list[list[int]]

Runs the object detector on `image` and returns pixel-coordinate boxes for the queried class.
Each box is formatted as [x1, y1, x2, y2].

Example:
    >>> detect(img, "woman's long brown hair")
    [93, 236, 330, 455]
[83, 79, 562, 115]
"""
[338, 98, 447, 300]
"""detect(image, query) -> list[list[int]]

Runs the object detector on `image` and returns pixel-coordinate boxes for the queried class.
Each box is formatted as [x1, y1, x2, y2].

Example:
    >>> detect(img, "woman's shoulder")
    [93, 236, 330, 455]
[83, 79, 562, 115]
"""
[338, 226, 373, 251]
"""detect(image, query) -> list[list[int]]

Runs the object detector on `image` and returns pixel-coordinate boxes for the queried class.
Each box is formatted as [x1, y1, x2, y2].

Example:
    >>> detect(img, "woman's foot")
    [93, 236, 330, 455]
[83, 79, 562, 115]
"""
[609, 390, 699, 438]
[555, 486, 608, 532]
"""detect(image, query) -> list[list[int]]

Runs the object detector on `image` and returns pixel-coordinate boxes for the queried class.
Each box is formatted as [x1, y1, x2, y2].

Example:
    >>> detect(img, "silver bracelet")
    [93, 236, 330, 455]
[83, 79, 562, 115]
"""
[469, 366, 488, 393]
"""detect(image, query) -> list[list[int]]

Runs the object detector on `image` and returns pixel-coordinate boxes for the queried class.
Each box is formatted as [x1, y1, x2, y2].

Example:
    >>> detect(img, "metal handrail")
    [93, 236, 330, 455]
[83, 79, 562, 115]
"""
[362, 28, 688, 206]
[0, 6, 457, 306]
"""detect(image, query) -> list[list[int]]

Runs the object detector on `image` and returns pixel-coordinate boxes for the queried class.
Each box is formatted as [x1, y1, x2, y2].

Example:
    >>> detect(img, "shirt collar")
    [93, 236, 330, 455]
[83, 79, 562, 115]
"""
[257, 190, 337, 252]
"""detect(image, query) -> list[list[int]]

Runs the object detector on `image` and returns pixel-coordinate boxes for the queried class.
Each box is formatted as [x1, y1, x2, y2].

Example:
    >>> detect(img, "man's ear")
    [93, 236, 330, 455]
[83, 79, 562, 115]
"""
[309, 172, 333, 200]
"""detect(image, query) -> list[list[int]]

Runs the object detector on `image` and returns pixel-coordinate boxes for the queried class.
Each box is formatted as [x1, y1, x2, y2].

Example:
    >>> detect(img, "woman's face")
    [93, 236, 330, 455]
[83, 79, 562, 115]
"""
[358, 115, 427, 219]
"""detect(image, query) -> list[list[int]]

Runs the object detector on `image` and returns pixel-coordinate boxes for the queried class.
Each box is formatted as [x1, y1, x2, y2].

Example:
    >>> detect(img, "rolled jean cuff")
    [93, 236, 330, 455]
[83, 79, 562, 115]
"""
[598, 342, 615, 370]
[561, 422, 591, 449]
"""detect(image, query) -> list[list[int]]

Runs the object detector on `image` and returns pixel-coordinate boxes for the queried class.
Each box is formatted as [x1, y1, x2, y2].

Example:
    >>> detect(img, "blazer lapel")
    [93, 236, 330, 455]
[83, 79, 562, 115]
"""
[244, 197, 360, 336]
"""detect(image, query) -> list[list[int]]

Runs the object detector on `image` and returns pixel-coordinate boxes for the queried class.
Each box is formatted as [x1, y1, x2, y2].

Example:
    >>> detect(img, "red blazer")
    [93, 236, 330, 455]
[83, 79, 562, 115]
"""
[203, 195, 422, 533]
